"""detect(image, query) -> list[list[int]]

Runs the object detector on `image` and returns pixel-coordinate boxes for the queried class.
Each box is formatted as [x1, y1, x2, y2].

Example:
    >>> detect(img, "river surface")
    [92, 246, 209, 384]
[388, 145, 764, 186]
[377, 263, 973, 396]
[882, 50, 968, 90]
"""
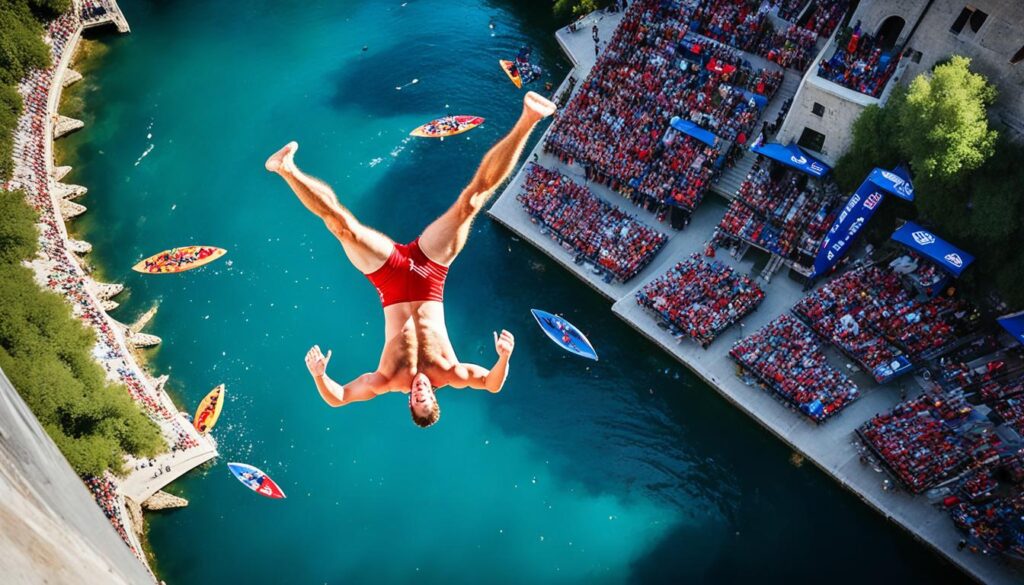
[59, 1, 969, 582]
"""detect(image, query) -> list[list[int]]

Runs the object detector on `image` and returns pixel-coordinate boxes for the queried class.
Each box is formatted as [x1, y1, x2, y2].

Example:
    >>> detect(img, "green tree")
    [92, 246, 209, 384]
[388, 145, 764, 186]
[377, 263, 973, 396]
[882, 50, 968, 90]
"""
[832, 96, 903, 193]
[896, 55, 998, 184]
[553, 0, 613, 21]
[0, 191, 37, 263]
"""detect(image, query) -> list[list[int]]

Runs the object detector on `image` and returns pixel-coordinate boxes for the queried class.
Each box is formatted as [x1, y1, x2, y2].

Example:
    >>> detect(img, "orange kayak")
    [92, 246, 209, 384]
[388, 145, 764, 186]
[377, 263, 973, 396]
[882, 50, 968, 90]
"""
[132, 246, 226, 274]
[499, 60, 522, 89]
[410, 115, 485, 138]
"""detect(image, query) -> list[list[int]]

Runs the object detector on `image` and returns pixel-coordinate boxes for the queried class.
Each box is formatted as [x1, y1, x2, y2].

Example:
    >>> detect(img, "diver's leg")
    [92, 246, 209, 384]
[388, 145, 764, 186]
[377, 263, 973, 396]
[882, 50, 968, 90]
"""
[266, 142, 394, 274]
[419, 92, 556, 266]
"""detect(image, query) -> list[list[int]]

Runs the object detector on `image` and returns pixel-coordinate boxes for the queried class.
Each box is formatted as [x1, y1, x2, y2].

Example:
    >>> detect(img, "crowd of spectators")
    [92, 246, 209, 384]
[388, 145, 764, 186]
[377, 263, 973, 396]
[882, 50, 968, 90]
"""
[857, 395, 974, 493]
[792, 265, 976, 382]
[817, 24, 901, 98]
[992, 398, 1024, 437]
[715, 157, 836, 267]
[544, 0, 784, 222]
[3, 8, 206, 556]
[687, 0, 819, 69]
[730, 314, 859, 421]
[84, 475, 139, 557]
[636, 253, 763, 347]
[80, 0, 111, 22]
[517, 164, 667, 283]
[951, 492, 1024, 558]
[938, 355, 1024, 403]
[778, 0, 851, 38]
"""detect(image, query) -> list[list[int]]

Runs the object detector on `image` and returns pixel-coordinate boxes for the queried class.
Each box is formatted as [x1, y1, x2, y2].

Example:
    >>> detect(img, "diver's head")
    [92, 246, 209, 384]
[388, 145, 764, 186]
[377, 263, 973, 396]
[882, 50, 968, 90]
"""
[409, 372, 440, 428]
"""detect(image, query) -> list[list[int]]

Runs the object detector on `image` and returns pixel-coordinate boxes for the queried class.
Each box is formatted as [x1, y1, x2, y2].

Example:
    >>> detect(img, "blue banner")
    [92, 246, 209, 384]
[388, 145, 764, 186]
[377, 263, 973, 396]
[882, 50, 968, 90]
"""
[749, 142, 831, 177]
[669, 116, 718, 147]
[873, 355, 914, 383]
[809, 165, 916, 279]
[809, 176, 887, 278]
[997, 311, 1024, 346]
[865, 165, 914, 201]
[891, 221, 975, 277]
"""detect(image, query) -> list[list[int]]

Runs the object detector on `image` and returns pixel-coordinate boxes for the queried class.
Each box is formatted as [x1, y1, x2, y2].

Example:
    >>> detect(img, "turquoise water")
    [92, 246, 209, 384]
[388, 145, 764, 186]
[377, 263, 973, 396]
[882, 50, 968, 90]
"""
[61, 1, 970, 583]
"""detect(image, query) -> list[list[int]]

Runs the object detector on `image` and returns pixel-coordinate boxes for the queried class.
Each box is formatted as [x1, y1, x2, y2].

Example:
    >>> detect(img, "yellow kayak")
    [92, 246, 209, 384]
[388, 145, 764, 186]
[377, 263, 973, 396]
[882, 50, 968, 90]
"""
[193, 384, 225, 435]
[132, 246, 227, 274]
[499, 60, 523, 89]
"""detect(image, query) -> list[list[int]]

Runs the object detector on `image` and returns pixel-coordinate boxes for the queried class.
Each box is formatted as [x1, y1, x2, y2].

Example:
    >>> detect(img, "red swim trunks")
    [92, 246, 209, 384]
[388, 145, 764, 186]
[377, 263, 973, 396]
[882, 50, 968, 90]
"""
[365, 239, 449, 307]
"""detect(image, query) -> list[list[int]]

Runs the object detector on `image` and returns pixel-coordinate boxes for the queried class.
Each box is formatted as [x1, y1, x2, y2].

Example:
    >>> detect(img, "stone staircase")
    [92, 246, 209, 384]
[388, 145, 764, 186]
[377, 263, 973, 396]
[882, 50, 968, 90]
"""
[712, 69, 802, 201]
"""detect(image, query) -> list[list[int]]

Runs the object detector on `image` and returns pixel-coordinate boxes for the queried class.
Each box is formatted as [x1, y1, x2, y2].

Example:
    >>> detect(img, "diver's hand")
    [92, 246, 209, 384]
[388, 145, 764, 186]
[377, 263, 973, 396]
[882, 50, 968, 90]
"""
[493, 330, 515, 359]
[305, 345, 332, 378]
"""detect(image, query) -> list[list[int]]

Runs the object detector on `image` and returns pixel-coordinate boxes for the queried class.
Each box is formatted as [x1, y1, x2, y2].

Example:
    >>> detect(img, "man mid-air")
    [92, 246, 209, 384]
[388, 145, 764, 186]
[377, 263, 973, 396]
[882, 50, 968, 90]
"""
[265, 91, 556, 428]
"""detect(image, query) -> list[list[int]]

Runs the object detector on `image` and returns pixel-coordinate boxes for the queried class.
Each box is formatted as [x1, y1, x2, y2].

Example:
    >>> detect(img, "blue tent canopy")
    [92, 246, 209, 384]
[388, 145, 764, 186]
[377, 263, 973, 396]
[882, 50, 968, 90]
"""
[750, 141, 830, 177]
[998, 311, 1024, 345]
[669, 116, 717, 147]
[866, 164, 914, 201]
[741, 90, 769, 109]
[891, 221, 974, 277]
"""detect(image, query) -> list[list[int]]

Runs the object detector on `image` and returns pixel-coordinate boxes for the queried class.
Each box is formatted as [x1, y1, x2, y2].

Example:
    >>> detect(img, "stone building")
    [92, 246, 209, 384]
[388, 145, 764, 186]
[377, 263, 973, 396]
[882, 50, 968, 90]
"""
[777, 0, 1024, 164]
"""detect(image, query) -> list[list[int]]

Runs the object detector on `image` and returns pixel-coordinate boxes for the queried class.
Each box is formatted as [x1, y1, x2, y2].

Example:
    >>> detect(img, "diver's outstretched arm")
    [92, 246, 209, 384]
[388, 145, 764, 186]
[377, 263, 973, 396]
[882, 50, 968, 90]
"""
[448, 330, 515, 393]
[305, 345, 386, 406]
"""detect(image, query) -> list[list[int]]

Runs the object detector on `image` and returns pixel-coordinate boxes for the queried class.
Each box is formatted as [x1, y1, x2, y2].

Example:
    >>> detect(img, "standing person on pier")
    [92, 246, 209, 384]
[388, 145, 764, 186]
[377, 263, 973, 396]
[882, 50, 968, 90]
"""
[265, 91, 557, 428]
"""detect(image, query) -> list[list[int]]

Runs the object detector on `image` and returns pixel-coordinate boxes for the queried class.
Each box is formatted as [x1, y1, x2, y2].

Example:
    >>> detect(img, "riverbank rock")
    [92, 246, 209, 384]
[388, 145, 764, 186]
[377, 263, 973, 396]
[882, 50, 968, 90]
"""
[123, 497, 144, 542]
[142, 490, 188, 511]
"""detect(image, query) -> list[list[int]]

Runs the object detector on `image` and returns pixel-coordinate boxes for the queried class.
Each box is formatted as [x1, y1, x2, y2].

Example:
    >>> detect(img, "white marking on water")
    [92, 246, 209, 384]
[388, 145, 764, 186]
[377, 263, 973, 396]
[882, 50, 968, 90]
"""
[133, 144, 154, 166]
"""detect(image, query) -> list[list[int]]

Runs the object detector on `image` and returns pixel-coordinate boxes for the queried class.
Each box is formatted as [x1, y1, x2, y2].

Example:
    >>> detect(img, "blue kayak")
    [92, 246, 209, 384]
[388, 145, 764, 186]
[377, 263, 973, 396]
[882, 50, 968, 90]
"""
[531, 309, 598, 361]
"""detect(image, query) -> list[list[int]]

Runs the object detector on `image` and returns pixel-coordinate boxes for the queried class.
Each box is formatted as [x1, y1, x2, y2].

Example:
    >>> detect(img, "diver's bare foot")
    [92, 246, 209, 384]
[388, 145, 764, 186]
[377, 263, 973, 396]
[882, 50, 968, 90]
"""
[524, 91, 556, 120]
[265, 141, 298, 173]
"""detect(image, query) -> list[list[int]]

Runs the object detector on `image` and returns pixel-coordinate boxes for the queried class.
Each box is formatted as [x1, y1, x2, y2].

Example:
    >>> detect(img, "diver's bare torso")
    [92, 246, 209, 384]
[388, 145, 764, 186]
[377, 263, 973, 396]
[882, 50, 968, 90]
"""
[273, 91, 554, 418]
[377, 300, 462, 393]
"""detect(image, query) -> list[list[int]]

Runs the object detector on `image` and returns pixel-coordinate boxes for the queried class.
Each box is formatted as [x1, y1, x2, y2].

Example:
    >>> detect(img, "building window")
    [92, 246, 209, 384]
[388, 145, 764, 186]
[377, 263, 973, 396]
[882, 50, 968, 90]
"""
[969, 9, 988, 32]
[950, 6, 988, 35]
[798, 128, 826, 153]
[1012, 46, 1024, 65]
[812, 102, 825, 117]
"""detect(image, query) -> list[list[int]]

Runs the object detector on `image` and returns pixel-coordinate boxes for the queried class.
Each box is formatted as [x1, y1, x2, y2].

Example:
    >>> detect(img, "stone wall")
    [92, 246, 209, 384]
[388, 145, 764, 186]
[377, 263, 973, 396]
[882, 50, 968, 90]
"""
[0, 367, 154, 584]
[777, 77, 871, 164]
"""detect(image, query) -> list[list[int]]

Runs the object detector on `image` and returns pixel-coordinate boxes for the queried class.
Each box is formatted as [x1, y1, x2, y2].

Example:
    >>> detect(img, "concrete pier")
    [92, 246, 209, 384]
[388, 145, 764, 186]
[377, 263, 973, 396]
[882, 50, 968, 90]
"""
[58, 199, 86, 219]
[54, 115, 83, 138]
[62, 68, 82, 88]
[487, 9, 1023, 585]
[54, 182, 87, 199]
[88, 281, 124, 300]
[67, 238, 92, 254]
